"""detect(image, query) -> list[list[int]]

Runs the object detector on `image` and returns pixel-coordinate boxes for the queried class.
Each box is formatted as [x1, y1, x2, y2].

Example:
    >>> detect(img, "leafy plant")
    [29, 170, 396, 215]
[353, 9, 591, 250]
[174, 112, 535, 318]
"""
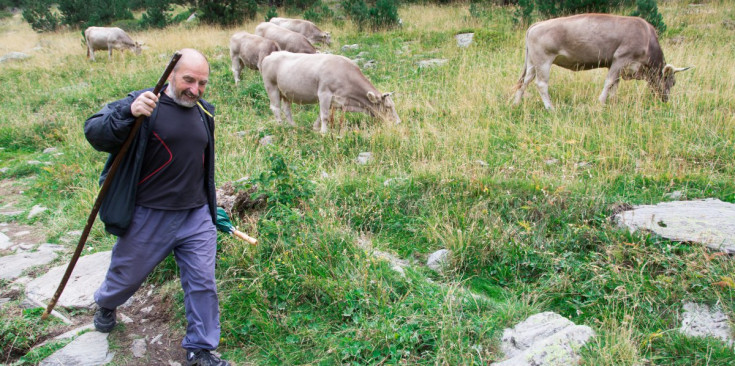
[631, 0, 666, 33]
[21, 0, 59, 32]
[343, 0, 400, 31]
[197, 0, 257, 26]
[140, 0, 172, 29]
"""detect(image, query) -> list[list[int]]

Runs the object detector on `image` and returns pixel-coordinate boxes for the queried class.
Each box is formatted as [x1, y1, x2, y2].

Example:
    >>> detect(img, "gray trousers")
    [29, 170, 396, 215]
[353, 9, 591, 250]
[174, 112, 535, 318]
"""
[94, 204, 220, 350]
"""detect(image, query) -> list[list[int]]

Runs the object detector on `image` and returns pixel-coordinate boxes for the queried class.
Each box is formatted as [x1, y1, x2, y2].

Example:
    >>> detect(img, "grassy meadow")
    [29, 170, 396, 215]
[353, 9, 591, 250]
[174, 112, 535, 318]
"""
[1, 0, 735, 364]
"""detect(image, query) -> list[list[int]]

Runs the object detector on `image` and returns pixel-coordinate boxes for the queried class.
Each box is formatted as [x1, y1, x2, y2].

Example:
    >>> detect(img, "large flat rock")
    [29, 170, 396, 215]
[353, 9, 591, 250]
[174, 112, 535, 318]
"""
[680, 302, 734, 346]
[615, 199, 735, 253]
[26, 251, 111, 308]
[40, 331, 114, 365]
[492, 312, 595, 366]
[0, 244, 62, 280]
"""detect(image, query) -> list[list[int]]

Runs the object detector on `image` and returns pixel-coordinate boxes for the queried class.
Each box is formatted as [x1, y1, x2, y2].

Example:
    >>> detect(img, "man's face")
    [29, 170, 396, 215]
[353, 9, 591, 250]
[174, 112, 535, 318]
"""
[167, 59, 209, 108]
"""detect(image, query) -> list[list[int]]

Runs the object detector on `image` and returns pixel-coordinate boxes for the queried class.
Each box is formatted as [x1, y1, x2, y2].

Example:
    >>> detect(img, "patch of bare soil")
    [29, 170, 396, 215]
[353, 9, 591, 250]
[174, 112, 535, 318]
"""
[108, 284, 187, 365]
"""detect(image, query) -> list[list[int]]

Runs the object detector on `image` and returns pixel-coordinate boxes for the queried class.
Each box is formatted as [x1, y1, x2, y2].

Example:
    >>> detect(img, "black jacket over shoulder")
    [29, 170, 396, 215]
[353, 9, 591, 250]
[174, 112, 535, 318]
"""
[84, 86, 217, 236]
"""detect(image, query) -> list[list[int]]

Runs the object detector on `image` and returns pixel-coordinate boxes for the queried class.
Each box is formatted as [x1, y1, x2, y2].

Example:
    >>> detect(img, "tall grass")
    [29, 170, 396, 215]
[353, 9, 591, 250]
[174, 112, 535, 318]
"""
[1, 0, 734, 364]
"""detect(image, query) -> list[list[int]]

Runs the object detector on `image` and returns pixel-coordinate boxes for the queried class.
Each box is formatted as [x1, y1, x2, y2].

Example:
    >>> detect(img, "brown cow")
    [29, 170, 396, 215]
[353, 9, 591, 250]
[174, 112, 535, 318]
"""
[84, 27, 142, 61]
[513, 14, 690, 109]
[255, 22, 317, 54]
[229, 31, 280, 85]
[269, 17, 331, 45]
[260, 51, 400, 134]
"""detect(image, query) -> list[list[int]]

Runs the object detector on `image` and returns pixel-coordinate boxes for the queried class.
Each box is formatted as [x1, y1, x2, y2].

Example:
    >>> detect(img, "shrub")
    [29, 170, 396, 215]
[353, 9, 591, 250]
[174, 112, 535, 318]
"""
[140, 0, 172, 29]
[631, 0, 666, 33]
[197, 0, 257, 26]
[57, 0, 133, 28]
[343, 0, 399, 31]
[514, 0, 635, 24]
[265, 6, 277, 22]
[22, 0, 59, 32]
[303, 0, 334, 22]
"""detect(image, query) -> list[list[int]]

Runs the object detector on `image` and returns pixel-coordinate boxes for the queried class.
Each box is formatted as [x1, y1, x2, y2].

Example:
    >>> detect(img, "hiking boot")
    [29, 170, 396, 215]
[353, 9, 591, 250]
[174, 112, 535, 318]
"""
[93, 306, 116, 333]
[186, 349, 231, 366]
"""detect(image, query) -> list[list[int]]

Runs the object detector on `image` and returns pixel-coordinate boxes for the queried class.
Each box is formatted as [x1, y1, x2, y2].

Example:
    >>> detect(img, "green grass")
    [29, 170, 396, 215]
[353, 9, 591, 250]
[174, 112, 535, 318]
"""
[1, 1, 734, 364]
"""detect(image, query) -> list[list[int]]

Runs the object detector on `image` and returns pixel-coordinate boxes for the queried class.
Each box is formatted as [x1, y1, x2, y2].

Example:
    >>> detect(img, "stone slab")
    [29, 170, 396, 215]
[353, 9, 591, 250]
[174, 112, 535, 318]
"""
[680, 302, 734, 346]
[40, 331, 114, 365]
[493, 312, 595, 366]
[0, 244, 61, 280]
[26, 251, 111, 308]
[615, 199, 735, 253]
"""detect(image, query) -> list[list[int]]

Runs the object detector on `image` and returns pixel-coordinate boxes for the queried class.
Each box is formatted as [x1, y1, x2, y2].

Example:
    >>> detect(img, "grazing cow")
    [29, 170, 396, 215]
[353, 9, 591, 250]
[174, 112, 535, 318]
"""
[269, 17, 331, 45]
[260, 51, 400, 134]
[513, 14, 690, 109]
[84, 27, 142, 61]
[229, 31, 280, 85]
[255, 22, 317, 54]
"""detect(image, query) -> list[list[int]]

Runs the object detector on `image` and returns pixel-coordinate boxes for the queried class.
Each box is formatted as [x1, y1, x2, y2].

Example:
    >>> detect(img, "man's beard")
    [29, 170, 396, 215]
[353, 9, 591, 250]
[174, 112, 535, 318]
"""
[166, 81, 200, 108]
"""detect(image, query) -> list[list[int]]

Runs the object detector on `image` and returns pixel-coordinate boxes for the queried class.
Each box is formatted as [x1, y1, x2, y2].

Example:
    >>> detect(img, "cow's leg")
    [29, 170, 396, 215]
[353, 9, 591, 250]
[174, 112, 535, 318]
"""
[265, 85, 283, 123]
[513, 64, 536, 105]
[280, 98, 295, 127]
[231, 56, 242, 86]
[317, 94, 333, 134]
[535, 62, 554, 109]
[599, 65, 622, 104]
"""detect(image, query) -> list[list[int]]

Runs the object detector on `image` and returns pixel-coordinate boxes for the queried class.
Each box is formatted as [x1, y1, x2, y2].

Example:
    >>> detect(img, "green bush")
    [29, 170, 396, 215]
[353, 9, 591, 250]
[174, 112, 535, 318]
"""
[514, 0, 634, 24]
[22, 0, 59, 32]
[140, 0, 172, 29]
[57, 0, 133, 28]
[631, 0, 666, 33]
[265, 6, 277, 22]
[343, 0, 400, 31]
[197, 0, 257, 26]
[303, 0, 333, 22]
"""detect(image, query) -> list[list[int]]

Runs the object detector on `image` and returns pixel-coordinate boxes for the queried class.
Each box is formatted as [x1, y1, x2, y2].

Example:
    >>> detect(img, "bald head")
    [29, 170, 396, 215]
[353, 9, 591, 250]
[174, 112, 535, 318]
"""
[166, 48, 210, 107]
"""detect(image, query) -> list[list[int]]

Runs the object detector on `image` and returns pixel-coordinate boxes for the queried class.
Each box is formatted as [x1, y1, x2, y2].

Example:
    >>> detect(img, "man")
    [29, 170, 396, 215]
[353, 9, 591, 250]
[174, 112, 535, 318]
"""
[84, 49, 230, 366]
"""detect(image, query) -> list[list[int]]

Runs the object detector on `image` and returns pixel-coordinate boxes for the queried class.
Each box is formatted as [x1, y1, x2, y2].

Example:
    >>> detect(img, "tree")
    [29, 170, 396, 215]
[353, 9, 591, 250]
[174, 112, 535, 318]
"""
[197, 0, 257, 26]
[21, 0, 59, 32]
[632, 0, 666, 33]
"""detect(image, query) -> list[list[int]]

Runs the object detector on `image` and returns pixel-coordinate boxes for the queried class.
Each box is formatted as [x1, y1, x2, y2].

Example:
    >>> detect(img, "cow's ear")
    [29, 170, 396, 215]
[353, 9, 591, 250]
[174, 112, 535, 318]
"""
[367, 91, 379, 103]
[662, 64, 674, 77]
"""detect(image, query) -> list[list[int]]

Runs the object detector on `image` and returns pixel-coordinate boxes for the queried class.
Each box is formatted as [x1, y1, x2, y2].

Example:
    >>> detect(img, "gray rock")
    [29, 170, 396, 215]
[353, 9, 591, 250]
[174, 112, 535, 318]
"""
[259, 135, 274, 146]
[476, 160, 489, 167]
[544, 158, 559, 165]
[0, 232, 11, 250]
[54, 324, 96, 340]
[40, 331, 114, 366]
[27, 160, 42, 165]
[680, 302, 733, 346]
[0, 245, 60, 280]
[26, 251, 112, 308]
[615, 199, 735, 253]
[0, 297, 10, 308]
[120, 313, 134, 324]
[43, 147, 59, 154]
[0, 52, 30, 63]
[186, 13, 197, 22]
[131, 338, 147, 358]
[664, 190, 684, 200]
[493, 312, 595, 366]
[427, 249, 450, 272]
[0, 167, 8, 173]
[28, 204, 48, 219]
[418, 59, 448, 68]
[0, 209, 24, 216]
[455, 33, 474, 47]
[383, 177, 407, 187]
[356, 152, 373, 165]
[341, 44, 359, 51]
[363, 60, 377, 68]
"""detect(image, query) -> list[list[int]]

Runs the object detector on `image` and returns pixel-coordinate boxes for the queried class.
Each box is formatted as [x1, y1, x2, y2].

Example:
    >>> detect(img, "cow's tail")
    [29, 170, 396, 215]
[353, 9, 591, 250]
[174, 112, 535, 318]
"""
[82, 30, 90, 58]
[512, 42, 529, 93]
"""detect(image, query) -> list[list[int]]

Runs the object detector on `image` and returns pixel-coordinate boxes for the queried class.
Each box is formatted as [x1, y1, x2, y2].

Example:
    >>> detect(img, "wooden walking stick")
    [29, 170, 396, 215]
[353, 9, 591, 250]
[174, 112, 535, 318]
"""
[41, 52, 182, 320]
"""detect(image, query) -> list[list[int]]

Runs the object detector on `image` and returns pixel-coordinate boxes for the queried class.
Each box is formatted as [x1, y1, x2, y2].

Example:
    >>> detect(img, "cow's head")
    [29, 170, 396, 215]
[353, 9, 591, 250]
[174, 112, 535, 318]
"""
[654, 64, 691, 102]
[367, 91, 400, 124]
[133, 41, 143, 55]
[322, 32, 332, 45]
